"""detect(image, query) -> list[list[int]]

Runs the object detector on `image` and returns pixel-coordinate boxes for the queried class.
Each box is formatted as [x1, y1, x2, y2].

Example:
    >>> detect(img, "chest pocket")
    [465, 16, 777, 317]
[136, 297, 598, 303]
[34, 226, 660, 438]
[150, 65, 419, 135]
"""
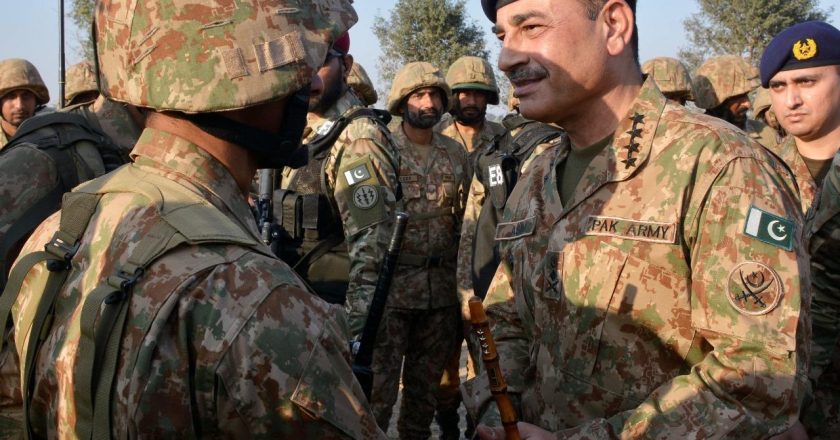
[536, 239, 692, 403]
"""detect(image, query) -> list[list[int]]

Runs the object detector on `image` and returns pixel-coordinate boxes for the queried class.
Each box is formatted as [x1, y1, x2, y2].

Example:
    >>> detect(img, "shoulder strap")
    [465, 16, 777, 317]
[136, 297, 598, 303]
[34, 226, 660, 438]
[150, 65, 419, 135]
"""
[287, 108, 393, 168]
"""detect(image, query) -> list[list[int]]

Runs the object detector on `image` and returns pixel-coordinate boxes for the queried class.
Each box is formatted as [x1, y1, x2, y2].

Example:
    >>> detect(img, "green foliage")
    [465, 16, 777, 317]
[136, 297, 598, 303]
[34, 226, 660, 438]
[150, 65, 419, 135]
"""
[69, 0, 95, 60]
[373, 0, 488, 98]
[679, 0, 832, 70]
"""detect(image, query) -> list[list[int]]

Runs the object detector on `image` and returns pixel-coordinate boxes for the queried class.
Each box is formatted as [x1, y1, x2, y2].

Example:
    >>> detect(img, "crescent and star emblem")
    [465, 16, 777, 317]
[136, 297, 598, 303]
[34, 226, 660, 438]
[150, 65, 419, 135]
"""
[792, 38, 818, 61]
[767, 220, 789, 242]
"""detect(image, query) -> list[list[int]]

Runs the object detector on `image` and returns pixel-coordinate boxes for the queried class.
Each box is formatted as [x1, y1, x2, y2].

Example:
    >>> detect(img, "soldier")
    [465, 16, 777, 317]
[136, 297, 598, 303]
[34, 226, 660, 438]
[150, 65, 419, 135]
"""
[693, 55, 759, 131]
[277, 32, 400, 338]
[758, 20, 840, 438]
[468, 0, 809, 439]
[640, 56, 695, 105]
[749, 86, 785, 148]
[63, 61, 100, 108]
[4, 0, 384, 438]
[0, 59, 49, 147]
[370, 61, 469, 440]
[348, 62, 378, 106]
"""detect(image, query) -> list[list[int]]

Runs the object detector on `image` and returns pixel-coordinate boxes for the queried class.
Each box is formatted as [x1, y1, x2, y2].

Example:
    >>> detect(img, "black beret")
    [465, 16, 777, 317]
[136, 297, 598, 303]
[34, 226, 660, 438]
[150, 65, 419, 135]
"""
[760, 21, 840, 88]
[480, 0, 519, 23]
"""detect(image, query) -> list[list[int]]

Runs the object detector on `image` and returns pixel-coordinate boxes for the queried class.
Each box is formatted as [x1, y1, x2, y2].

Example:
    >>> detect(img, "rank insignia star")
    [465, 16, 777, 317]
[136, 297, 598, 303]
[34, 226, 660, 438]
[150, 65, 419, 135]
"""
[622, 113, 645, 169]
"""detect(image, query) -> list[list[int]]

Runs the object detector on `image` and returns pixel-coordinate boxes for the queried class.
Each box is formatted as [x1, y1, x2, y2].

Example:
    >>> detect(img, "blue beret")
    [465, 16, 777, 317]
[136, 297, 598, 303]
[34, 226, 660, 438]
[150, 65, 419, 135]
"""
[481, 0, 518, 22]
[760, 21, 840, 87]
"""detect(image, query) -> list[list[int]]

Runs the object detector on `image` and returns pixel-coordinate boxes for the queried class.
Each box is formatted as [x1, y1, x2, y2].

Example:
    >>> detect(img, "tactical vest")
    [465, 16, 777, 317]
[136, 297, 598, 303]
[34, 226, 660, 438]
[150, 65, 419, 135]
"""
[0, 165, 268, 440]
[471, 121, 563, 298]
[274, 108, 392, 304]
[0, 112, 130, 288]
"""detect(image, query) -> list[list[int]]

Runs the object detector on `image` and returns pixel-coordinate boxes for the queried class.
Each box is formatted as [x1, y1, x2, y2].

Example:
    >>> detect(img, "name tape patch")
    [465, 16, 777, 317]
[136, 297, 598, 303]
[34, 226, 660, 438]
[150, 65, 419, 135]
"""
[584, 215, 677, 244]
[743, 206, 794, 251]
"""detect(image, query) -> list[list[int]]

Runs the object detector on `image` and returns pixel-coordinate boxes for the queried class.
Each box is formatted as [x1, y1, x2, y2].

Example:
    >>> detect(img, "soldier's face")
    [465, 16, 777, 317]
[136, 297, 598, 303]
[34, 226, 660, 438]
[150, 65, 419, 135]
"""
[1, 89, 37, 126]
[404, 87, 444, 129]
[453, 90, 488, 125]
[768, 65, 840, 142]
[309, 53, 349, 115]
[494, 0, 615, 124]
[722, 93, 751, 129]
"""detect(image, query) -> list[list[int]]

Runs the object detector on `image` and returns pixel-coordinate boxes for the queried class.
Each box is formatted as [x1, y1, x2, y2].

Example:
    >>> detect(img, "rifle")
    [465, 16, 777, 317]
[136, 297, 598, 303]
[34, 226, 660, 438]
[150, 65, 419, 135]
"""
[352, 211, 409, 400]
[58, 0, 66, 108]
[256, 168, 279, 254]
[469, 296, 521, 440]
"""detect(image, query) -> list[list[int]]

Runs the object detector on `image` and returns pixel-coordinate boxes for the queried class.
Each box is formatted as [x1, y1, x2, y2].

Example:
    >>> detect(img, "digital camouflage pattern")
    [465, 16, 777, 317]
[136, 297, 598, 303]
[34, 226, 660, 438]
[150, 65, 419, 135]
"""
[347, 62, 378, 106]
[436, 114, 507, 160]
[12, 129, 384, 438]
[64, 61, 98, 106]
[640, 57, 695, 101]
[0, 59, 49, 105]
[745, 117, 782, 149]
[769, 136, 819, 214]
[95, 0, 356, 112]
[693, 55, 760, 109]
[369, 123, 469, 439]
[446, 56, 500, 105]
[803, 151, 840, 439]
[386, 62, 451, 116]
[461, 78, 810, 438]
[281, 89, 399, 337]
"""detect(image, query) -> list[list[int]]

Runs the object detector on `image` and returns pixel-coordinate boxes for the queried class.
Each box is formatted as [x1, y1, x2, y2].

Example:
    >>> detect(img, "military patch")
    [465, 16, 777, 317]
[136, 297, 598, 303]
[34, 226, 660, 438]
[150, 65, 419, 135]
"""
[352, 185, 379, 209]
[487, 164, 504, 187]
[584, 215, 677, 244]
[344, 163, 372, 186]
[792, 38, 817, 60]
[495, 216, 536, 241]
[743, 205, 795, 251]
[726, 261, 783, 316]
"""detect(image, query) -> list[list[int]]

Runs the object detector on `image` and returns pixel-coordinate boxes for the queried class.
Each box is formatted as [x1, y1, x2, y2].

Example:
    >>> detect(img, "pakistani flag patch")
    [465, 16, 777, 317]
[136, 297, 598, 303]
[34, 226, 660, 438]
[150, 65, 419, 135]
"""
[743, 205, 795, 251]
[344, 163, 371, 186]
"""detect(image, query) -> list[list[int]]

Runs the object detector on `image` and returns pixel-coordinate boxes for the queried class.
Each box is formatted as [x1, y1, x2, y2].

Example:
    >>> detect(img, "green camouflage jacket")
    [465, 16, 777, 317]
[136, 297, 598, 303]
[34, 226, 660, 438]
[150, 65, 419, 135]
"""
[769, 136, 818, 214]
[12, 128, 384, 439]
[390, 124, 469, 309]
[282, 89, 399, 337]
[462, 78, 810, 438]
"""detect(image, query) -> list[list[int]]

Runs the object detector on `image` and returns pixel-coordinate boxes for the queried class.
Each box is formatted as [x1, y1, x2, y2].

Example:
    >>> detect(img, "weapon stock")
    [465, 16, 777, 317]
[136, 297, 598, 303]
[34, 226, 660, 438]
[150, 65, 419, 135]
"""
[353, 211, 409, 400]
[469, 296, 521, 440]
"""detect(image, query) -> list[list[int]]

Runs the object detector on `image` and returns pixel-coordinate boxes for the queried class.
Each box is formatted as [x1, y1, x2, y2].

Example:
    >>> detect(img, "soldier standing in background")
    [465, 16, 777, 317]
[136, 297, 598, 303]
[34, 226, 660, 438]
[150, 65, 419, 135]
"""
[370, 61, 469, 440]
[63, 61, 100, 108]
[750, 86, 786, 149]
[6, 0, 385, 438]
[276, 33, 400, 340]
[434, 54, 509, 440]
[468, 0, 809, 438]
[348, 62, 379, 107]
[640, 56, 695, 106]
[693, 54, 759, 131]
[758, 21, 840, 439]
[0, 59, 49, 148]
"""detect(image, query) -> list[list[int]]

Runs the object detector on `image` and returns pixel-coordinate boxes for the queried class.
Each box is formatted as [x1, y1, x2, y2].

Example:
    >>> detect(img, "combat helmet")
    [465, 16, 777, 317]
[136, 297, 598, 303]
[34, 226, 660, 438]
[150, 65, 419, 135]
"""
[64, 61, 98, 106]
[348, 62, 378, 106]
[95, 0, 357, 113]
[446, 56, 500, 105]
[693, 55, 760, 109]
[641, 57, 694, 101]
[0, 58, 49, 105]
[751, 87, 772, 119]
[387, 62, 451, 116]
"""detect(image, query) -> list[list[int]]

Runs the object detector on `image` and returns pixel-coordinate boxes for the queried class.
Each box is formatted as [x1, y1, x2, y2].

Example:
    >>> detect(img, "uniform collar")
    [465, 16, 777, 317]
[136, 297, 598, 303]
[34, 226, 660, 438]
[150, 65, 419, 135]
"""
[549, 75, 666, 218]
[392, 121, 450, 151]
[130, 127, 262, 242]
[304, 88, 364, 142]
[773, 135, 818, 212]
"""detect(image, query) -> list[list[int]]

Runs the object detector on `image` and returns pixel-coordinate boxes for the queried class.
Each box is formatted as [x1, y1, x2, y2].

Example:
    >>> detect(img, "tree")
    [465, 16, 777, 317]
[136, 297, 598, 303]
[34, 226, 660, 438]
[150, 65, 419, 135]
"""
[373, 0, 488, 99]
[679, 0, 832, 70]
[69, 0, 95, 61]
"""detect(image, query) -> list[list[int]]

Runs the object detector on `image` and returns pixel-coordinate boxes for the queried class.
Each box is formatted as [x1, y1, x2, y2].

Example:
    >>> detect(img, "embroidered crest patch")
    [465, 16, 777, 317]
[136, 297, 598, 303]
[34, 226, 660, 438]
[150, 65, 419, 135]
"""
[352, 185, 379, 209]
[726, 261, 783, 316]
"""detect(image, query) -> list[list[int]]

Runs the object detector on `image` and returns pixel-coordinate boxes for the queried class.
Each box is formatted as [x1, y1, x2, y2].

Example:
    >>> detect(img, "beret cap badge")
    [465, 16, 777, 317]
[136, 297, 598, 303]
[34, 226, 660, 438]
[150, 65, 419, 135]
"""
[792, 38, 818, 61]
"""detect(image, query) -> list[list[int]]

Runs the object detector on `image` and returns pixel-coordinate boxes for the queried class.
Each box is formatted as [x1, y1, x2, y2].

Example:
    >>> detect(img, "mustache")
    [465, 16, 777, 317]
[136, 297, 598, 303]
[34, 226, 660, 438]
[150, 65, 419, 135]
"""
[418, 109, 440, 118]
[506, 65, 548, 84]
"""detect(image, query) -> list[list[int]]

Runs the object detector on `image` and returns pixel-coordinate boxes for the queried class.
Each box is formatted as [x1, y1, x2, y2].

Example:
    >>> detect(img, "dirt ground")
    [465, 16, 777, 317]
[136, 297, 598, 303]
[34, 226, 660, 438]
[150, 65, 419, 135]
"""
[384, 341, 471, 439]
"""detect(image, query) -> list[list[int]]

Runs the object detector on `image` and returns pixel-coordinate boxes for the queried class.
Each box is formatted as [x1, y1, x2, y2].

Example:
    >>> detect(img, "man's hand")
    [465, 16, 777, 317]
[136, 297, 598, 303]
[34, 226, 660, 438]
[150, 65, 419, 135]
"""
[476, 422, 553, 439]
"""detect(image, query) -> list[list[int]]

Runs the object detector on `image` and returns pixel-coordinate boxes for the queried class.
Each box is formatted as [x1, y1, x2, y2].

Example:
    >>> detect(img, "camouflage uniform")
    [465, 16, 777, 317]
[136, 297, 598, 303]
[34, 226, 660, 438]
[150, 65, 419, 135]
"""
[749, 87, 784, 150]
[640, 57, 695, 103]
[370, 62, 470, 440]
[0, 59, 50, 148]
[462, 77, 810, 438]
[347, 62, 378, 106]
[770, 136, 819, 214]
[805, 151, 840, 438]
[63, 61, 99, 107]
[693, 55, 759, 111]
[279, 88, 399, 337]
[7, 0, 384, 438]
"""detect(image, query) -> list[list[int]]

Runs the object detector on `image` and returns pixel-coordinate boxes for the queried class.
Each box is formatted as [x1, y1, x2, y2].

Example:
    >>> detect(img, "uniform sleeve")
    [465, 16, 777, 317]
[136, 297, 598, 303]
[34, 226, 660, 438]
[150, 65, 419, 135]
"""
[563, 154, 809, 439]
[456, 175, 485, 316]
[217, 292, 385, 439]
[328, 133, 400, 339]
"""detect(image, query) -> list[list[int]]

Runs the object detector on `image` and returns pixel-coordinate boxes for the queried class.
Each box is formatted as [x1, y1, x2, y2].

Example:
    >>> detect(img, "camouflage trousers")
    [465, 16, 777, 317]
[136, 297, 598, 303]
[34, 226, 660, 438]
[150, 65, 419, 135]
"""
[370, 305, 460, 440]
[0, 335, 21, 440]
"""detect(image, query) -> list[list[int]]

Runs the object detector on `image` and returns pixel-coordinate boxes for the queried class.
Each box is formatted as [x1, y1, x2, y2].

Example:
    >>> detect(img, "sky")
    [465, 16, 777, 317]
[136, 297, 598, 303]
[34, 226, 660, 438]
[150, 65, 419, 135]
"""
[1, 0, 839, 108]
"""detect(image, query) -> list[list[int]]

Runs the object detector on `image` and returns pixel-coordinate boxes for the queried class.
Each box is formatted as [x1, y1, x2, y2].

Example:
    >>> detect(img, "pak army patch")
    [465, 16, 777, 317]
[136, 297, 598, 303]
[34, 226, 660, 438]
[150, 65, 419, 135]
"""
[352, 185, 379, 209]
[727, 261, 783, 315]
[743, 205, 795, 251]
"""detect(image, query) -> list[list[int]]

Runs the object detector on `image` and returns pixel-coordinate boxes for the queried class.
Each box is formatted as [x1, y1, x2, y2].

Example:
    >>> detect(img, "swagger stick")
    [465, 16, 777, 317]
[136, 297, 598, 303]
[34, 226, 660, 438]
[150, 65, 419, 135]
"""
[468, 296, 521, 440]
